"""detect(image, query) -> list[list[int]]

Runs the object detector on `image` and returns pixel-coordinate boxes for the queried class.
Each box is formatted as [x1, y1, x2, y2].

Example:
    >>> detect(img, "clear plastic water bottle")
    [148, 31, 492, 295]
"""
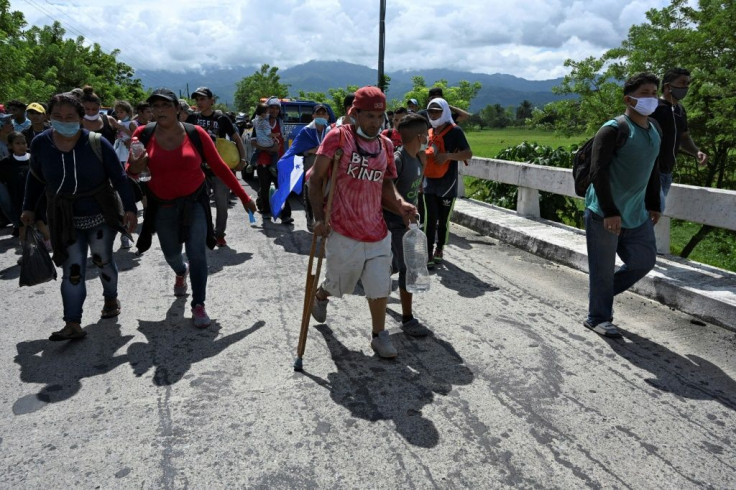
[403, 222, 431, 293]
[130, 137, 150, 182]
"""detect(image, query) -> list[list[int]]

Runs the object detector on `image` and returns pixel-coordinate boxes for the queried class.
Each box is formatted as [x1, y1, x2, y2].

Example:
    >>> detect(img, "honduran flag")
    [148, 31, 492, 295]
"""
[270, 123, 329, 219]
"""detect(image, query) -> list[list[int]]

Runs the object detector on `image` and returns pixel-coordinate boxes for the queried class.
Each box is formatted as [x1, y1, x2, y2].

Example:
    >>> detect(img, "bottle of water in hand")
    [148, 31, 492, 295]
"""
[130, 137, 150, 182]
[403, 222, 431, 293]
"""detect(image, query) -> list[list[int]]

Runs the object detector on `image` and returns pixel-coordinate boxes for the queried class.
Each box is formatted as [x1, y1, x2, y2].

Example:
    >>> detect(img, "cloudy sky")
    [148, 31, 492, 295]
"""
[13, 0, 672, 80]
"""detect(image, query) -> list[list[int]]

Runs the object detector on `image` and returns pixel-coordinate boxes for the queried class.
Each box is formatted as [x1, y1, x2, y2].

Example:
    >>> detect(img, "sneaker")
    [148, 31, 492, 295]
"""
[120, 235, 132, 249]
[427, 258, 435, 270]
[311, 296, 328, 323]
[401, 317, 431, 337]
[433, 248, 443, 263]
[371, 330, 398, 358]
[583, 320, 621, 338]
[215, 236, 227, 247]
[174, 264, 189, 296]
[281, 216, 294, 225]
[192, 304, 211, 328]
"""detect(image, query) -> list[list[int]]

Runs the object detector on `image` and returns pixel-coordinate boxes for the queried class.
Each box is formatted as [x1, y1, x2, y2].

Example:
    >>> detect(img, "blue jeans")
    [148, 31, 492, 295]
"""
[659, 172, 673, 213]
[61, 223, 119, 323]
[155, 202, 207, 307]
[585, 209, 656, 325]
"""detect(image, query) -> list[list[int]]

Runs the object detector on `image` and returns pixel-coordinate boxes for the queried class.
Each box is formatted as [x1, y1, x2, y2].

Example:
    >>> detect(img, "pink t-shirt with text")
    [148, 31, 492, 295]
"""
[316, 126, 396, 242]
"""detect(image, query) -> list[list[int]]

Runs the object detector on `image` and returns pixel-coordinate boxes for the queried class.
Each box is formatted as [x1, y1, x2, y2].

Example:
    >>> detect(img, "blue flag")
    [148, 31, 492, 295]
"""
[270, 124, 328, 219]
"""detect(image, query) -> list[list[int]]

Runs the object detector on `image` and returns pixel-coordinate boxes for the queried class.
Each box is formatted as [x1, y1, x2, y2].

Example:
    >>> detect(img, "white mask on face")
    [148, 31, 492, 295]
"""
[356, 126, 379, 140]
[629, 96, 659, 116]
[84, 114, 101, 121]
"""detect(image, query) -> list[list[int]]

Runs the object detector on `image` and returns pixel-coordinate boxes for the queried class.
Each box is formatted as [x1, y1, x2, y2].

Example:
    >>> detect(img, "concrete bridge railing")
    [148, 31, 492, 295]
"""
[458, 157, 736, 254]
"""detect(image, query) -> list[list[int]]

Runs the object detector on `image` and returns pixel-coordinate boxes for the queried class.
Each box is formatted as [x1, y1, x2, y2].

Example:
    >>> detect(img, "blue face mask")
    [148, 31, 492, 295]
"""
[51, 120, 81, 137]
[314, 117, 328, 126]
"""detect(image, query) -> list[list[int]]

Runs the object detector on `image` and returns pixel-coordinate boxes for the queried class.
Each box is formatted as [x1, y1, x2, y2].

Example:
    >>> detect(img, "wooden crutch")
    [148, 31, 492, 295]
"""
[294, 148, 342, 371]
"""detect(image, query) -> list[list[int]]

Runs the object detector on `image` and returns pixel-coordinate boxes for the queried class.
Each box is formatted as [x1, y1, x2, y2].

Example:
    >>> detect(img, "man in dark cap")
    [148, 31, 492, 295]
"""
[190, 87, 248, 247]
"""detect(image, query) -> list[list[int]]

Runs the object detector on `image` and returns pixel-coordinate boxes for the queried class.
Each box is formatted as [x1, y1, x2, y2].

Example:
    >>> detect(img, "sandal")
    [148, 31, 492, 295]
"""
[101, 299, 121, 319]
[49, 324, 87, 341]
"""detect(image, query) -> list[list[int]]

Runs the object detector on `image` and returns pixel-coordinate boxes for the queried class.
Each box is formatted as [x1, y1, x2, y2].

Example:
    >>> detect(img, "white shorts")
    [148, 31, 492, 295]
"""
[321, 231, 392, 299]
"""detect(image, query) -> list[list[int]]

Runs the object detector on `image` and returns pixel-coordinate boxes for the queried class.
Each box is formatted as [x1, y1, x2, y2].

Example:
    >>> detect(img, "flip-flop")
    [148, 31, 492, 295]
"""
[49, 327, 87, 341]
[100, 299, 121, 319]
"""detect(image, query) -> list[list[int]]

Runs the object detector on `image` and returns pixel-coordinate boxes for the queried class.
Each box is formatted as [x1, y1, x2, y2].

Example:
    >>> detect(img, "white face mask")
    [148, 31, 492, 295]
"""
[419, 136, 429, 151]
[84, 114, 101, 121]
[629, 96, 659, 116]
[356, 126, 378, 140]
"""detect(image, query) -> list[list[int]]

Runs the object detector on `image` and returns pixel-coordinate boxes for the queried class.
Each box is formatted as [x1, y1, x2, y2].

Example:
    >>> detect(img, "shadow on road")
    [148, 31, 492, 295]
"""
[605, 329, 736, 411]
[206, 246, 253, 275]
[259, 220, 313, 256]
[13, 322, 134, 415]
[434, 259, 500, 299]
[127, 297, 264, 386]
[302, 324, 474, 448]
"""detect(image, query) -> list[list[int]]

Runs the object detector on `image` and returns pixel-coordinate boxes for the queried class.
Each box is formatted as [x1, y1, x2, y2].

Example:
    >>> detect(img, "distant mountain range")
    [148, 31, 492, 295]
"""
[136, 60, 571, 112]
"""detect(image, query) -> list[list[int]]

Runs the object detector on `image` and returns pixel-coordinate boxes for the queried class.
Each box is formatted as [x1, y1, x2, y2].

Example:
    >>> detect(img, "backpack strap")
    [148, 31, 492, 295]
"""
[137, 122, 157, 148]
[613, 115, 630, 150]
[88, 131, 103, 164]
[183, 123, 206, 163]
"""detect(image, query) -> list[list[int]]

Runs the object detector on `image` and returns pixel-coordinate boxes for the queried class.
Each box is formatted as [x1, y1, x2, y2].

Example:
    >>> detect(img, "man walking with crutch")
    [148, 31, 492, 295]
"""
[306, 86, 416, 359]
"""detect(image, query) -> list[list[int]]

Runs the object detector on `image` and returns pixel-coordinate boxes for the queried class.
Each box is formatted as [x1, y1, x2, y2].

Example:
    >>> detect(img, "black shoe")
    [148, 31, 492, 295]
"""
[282, 217, 294, 225]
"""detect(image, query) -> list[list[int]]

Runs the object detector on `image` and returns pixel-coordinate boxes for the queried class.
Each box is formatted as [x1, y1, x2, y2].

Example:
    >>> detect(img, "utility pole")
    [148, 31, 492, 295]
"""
[378, 0, 386, 92]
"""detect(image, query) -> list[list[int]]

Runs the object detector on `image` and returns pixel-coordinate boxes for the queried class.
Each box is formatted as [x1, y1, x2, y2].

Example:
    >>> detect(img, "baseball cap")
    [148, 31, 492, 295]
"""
[27, 102, 46, 114]
[191, 87, 214, 98]
[147, 88, 179, 104]
[427, 101, 443, 111]
[266, 96, 281, 106]
[352, 86, 386, 112]
[312, 103, 327, 114]
[0, 113, 12, 127]
[407, 98, 418, 106]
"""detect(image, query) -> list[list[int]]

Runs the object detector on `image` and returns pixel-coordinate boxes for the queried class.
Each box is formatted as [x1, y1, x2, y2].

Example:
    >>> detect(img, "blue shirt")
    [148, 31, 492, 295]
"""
[586, 117, 660, 229]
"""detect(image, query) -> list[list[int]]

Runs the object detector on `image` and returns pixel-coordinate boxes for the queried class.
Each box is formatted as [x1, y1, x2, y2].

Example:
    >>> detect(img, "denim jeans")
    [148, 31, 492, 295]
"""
[585, 209, 656, 326]
[659, 172, 673, 213]
[155, 202, 207, 308]
[207, 174, 231, 238]
[61, 223, 119, 323]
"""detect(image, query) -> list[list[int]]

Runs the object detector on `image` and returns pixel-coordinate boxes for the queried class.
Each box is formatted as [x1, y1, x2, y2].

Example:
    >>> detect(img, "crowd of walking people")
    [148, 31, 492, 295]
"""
[0, 67, 702, 355]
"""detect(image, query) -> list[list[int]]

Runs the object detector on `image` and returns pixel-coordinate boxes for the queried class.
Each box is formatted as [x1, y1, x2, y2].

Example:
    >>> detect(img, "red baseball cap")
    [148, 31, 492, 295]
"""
[352, 86, 386, 112]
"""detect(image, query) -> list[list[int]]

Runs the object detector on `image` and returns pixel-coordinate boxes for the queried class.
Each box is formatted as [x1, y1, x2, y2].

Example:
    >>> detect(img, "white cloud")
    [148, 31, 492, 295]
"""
[12, 0, 672, 80]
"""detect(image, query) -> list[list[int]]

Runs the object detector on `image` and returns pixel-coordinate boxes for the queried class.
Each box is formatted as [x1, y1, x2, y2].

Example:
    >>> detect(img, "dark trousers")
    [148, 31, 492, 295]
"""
[257, 166, 291, 218]
[423, 193, 455, 253]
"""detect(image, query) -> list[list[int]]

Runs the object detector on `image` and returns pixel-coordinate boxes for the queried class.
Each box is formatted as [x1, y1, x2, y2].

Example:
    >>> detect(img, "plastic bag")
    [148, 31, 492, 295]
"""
[19, 228, 57, 287]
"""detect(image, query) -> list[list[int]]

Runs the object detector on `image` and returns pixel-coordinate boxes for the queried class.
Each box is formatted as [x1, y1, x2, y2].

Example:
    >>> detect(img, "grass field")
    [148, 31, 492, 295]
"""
[464, 127, 585, 159]
[462, 128, 736, 272]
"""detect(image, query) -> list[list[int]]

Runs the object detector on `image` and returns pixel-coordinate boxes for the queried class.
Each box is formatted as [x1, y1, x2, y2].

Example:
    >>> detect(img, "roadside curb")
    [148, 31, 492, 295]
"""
[452, 198, 736, 332]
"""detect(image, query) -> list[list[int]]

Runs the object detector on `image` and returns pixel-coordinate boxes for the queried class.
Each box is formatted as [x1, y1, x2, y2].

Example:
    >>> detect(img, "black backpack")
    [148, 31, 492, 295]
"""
[572, 115, 662, 197]
[572, 115, 628, 197]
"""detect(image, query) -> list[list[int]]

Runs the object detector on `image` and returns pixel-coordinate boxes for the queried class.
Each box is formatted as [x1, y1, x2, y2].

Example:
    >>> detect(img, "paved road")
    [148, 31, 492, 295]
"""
[1, 187, 734, 489]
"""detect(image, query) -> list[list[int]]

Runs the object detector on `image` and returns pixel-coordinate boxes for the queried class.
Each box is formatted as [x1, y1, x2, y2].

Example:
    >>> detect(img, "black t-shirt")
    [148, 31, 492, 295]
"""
[650, 99, 688, 175]
[21, 124, 50, 146]
[191, 111, 237, 141]
[423, 125, 469, 198]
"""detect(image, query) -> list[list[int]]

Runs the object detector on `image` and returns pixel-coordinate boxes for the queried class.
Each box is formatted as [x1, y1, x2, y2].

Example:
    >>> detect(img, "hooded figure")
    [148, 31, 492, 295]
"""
[426, 98, 454, 129]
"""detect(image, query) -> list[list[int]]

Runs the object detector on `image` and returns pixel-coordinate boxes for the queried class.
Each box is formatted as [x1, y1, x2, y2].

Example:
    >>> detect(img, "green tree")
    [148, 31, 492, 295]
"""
[327, 85, 359, 117]
[0, 2, 145, 105]
[234, 64, 290, 113]
[515, 100, 534, 123]
[403, 77, 481, 111]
